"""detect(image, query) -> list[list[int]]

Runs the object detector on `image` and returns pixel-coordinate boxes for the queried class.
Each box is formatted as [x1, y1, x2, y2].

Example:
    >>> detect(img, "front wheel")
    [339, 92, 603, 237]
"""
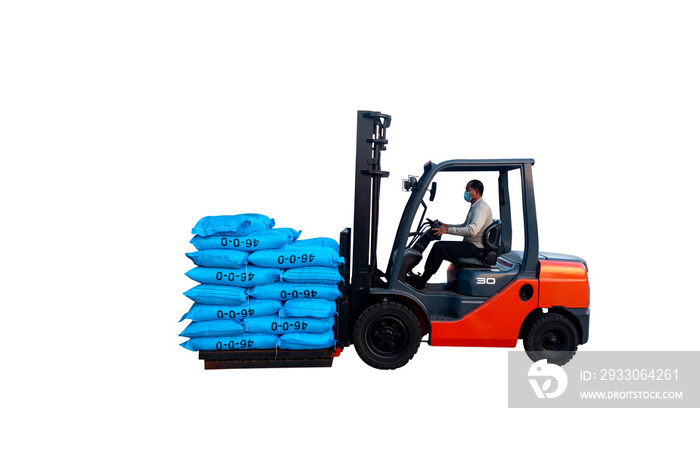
[354, 302, 422, 370]
[523, 313, 579, 366]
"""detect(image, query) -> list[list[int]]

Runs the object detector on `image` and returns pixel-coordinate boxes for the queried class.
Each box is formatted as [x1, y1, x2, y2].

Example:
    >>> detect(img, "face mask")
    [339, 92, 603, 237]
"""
[464, 191, 471, 202]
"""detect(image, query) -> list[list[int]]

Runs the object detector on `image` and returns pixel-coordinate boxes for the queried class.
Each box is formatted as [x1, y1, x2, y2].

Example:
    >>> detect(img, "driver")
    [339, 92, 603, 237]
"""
[407, 180, 493, 289]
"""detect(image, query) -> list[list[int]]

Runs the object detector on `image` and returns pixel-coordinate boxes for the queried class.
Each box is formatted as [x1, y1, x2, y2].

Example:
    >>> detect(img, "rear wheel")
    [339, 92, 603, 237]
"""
[354, 302, 422, 370]
[523, 313, 579, 365]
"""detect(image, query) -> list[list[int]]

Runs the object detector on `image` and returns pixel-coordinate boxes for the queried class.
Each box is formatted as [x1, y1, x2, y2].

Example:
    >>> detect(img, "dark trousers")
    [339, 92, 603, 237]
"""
[423, 241, 482, 278]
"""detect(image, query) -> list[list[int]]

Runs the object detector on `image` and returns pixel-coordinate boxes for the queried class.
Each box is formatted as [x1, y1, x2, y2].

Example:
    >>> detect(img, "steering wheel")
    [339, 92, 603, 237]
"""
[426, 218, 440, 229]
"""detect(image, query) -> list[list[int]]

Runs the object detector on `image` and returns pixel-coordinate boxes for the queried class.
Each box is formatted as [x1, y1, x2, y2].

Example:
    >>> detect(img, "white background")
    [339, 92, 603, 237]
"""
[2, 1, 699, 464]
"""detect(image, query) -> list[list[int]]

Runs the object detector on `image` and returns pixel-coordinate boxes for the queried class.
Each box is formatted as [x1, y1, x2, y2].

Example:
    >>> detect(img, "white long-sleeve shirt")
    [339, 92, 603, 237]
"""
[447, 197, 493, 248]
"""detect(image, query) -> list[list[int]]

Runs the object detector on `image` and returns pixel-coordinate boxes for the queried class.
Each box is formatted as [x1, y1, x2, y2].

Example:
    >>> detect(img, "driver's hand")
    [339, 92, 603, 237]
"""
[433, 224, 449, 236]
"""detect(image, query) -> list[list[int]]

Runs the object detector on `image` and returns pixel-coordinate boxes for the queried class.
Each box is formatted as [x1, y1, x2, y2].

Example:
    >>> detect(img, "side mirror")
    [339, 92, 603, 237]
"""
[429, 182, 437, 202]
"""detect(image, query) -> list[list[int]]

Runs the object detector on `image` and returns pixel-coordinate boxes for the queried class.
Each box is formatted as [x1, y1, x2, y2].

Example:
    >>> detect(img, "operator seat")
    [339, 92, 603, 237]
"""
[452, 219, 503, 268]
[447, 219, 516, 297]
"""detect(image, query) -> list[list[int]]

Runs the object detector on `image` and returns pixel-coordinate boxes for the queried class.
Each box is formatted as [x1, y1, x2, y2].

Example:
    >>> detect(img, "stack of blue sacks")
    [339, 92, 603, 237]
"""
[180, 214, 343, 352]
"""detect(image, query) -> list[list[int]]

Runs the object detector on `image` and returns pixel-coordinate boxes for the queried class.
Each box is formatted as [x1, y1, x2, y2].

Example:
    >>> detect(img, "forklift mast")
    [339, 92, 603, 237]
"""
[338, 111, 391, 345]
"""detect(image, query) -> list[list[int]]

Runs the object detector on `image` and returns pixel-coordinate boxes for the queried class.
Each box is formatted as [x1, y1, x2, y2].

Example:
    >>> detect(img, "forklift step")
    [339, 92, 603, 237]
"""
[198, 348, 335, 370]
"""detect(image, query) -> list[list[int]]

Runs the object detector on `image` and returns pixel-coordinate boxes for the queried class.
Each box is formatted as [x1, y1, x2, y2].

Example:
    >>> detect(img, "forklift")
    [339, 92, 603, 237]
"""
[339, 109, 590, 369]
[198, 111, 590, 369]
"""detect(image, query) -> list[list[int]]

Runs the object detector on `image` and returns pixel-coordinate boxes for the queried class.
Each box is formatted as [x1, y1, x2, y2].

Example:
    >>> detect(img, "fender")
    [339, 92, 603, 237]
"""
[369, 288, 432, 336]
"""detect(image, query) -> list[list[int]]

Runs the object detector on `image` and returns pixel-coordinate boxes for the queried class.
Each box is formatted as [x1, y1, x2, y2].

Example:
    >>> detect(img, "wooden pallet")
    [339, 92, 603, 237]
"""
[198, 348, 336, 369]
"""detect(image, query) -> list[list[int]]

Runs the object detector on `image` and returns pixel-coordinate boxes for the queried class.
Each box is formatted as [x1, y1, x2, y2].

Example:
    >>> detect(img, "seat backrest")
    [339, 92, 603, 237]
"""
[481, 220, 502, 266]
[483, 219, 502, 253]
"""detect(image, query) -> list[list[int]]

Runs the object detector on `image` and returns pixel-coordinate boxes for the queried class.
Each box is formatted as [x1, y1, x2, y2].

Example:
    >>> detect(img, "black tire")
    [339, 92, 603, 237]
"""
[523, 313, 579, 366]
[354, 302, 422, 370]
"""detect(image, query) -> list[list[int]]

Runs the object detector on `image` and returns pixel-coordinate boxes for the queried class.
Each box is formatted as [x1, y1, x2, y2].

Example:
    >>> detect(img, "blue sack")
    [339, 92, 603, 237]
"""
[281, 266, 343, 285]
[185, 249, 249, 268]
[278, 331, 336, 350]
[186, 266, 281, 287]
[248, 246, 345, 269]
[180, 333, 279, 351]
[280, 299, 337, 318]
[287, 237, 339, 252]
[244, 315, 335, 335]
[190, 228, 301, 251]
[179, 319, 245, 338]
[184, 284, 248, 305]
[248, 283, 342, 301]
[191, 214, 275, 237]
[179, 300, 283, 322]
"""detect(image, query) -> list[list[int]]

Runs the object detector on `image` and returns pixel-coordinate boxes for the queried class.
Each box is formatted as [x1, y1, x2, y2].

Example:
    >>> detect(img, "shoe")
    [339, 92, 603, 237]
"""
[406, 274, 427, 290]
